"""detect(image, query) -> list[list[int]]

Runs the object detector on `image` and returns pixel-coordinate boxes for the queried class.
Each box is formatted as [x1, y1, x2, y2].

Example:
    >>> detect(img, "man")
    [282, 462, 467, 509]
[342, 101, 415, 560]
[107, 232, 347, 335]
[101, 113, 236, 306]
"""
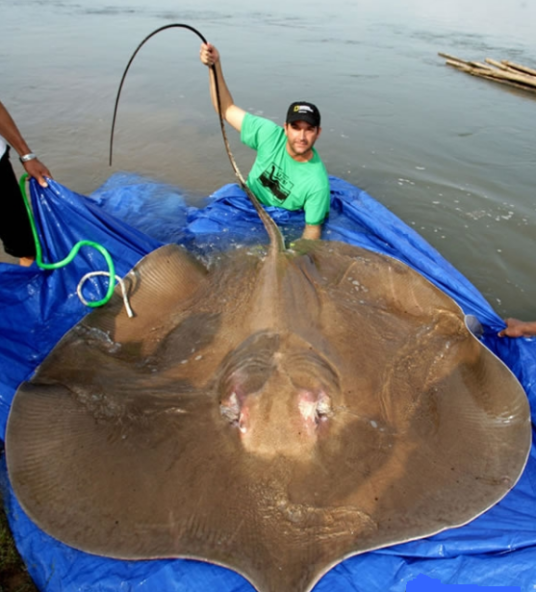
[200, 43, 330, 240]
[0, 100, 52, 266]
[498, 318, 536, 338]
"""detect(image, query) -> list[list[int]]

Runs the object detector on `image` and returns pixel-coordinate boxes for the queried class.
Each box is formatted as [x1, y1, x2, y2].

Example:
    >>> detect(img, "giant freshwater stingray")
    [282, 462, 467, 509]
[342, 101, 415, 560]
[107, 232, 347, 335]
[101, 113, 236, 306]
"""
[5, 187, 531, 592]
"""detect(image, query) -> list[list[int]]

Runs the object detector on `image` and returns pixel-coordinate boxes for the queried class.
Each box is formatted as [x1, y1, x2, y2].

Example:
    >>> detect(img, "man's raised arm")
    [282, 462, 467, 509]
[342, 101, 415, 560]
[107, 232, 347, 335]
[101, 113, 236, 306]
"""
[199, 43, 246, 133]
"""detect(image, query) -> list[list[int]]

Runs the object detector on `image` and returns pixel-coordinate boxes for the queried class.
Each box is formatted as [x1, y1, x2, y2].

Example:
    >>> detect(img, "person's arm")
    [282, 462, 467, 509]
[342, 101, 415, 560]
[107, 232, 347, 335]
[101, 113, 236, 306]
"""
[302, 224, 322, 240]
[0, 101, 52, 187]
[199, 44, 246, 132]
[498, 318, 536, 338]
[301, 183, 330, 240]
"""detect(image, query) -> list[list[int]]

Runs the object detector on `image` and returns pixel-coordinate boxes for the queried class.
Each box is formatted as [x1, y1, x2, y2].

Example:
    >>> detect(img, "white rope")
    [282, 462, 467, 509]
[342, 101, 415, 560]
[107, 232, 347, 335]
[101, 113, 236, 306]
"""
[76, 271, 134, 318]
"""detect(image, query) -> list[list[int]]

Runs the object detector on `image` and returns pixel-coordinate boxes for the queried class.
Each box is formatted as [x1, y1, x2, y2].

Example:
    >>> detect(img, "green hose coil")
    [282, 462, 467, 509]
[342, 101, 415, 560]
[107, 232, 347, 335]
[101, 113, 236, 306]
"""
[19, 174, 116, 308]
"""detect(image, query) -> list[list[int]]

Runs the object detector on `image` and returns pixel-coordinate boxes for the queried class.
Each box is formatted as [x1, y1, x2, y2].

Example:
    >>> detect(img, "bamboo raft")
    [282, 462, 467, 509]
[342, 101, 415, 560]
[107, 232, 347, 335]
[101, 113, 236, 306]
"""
[439, 52, 536, 95]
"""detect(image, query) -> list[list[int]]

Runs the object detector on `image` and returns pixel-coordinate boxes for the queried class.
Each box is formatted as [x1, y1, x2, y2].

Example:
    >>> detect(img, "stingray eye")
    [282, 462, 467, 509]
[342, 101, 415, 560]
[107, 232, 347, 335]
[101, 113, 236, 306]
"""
[315, 392, 332, 426]
[220, 392, 241, 425]
[315, 404, 329, 425]
[298, 389, 332, 429]
[220, 389, 250, 435]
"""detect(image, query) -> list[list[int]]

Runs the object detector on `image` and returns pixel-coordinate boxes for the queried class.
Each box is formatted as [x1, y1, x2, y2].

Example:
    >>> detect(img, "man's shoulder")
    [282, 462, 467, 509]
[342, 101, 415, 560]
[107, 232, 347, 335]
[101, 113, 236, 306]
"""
[243, 112, 283, 133]
[241, 113, 285, 150]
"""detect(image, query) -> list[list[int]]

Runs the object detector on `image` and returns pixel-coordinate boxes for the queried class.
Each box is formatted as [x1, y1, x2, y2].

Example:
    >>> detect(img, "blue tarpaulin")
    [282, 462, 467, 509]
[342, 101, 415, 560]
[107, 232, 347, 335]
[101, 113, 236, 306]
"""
[1, 173, 535, 591]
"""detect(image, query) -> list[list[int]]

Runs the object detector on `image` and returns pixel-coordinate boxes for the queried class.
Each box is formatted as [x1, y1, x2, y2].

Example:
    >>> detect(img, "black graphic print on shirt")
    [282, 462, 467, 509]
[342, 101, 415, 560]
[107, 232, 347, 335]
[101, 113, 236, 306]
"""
[258, 164, 294, 201]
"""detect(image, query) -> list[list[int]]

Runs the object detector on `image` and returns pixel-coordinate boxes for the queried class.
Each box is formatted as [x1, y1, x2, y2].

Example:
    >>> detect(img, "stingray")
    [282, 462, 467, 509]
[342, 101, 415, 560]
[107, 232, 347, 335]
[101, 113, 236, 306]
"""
[5, 189, 531, 592]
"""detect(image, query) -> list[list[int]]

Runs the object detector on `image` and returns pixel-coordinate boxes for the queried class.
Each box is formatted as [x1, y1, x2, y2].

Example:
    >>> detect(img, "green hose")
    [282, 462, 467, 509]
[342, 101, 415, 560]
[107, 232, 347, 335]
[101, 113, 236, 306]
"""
[19, 174, 116, 308]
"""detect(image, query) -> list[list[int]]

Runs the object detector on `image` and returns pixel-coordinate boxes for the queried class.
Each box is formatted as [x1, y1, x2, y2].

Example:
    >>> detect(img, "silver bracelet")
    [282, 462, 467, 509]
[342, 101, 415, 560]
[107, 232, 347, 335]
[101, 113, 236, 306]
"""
[19, 152, 37, 163]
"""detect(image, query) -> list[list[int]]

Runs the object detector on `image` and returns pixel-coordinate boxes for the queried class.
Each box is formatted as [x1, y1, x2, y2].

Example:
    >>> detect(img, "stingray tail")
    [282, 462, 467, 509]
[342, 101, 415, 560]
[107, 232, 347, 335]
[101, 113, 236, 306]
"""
[242, 184, 286, 254]
[209, 66, 286, 254]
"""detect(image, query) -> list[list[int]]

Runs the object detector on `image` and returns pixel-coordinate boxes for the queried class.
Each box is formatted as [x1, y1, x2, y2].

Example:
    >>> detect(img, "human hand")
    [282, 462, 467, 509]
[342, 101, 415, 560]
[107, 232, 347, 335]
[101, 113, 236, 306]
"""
[200, 43, 219, 67]
[498, 317, 536, 338]
[24, 158, 52, 188]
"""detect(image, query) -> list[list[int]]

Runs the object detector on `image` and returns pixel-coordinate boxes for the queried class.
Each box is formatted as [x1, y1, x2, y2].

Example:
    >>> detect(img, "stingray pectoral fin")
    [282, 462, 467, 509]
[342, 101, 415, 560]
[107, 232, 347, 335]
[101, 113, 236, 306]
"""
[5, 382, 106, 535]
[6, 378, 247, 560]
[301, 239, 461, 317]
[86, 243, 209, 342]
[283, 239, 531, 566]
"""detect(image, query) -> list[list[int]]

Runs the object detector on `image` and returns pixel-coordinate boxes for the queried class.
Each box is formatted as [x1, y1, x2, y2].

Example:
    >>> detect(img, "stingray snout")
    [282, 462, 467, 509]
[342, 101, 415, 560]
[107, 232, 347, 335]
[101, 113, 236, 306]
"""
[219, 370, 335, 459]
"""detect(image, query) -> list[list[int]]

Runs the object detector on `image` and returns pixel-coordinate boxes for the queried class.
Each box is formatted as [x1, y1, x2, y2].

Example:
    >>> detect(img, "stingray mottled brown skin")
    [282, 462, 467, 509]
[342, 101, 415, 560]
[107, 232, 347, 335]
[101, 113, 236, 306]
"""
[6, 196, 531, 592]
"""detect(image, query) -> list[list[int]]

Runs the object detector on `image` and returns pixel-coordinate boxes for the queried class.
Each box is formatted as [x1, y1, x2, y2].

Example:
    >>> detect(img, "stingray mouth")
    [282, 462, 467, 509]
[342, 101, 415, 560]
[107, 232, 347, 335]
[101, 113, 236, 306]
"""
[218, 332, 340, 456]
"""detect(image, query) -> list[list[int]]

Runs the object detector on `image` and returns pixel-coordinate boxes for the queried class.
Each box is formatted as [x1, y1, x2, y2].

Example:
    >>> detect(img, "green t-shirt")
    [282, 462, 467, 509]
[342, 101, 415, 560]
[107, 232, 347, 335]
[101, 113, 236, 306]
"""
[240, 113, 330, 226]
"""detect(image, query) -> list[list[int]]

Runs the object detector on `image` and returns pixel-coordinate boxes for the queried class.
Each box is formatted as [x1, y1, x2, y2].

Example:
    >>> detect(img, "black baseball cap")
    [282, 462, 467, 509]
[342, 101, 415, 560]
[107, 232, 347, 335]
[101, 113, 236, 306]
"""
[286, 101, 321, 127]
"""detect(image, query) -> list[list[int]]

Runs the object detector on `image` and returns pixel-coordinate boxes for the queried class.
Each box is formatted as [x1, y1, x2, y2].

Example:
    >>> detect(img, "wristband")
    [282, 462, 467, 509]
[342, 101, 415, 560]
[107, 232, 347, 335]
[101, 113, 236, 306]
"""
[19, 153, 37, 163]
